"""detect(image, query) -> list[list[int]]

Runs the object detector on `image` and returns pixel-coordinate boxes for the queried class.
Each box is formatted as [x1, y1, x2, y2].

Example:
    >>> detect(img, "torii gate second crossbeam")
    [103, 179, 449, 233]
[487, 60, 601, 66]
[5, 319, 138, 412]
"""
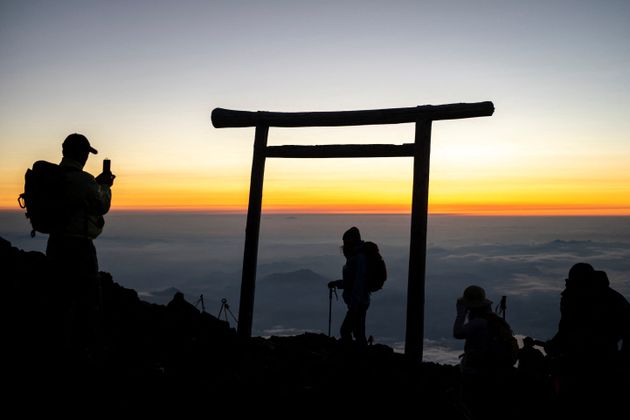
[211, 101, 495, 361]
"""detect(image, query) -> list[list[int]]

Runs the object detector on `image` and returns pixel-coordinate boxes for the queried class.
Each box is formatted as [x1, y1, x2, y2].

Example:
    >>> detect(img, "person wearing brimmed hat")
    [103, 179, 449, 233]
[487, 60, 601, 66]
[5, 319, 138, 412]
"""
[458, 285, 493, 310]
[328, 226, 370, 347]
[46, 133, 115, 280]
[453, 285, 514, 419]
[453, 285, 494, 367]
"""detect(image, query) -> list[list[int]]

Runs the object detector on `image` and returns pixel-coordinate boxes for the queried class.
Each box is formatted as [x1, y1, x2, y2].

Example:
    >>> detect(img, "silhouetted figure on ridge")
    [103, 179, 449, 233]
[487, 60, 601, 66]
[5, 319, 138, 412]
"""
[44, 134, 115, 352]
[453, 285, 517, 420]
[516, 336, 552, 415]
[545, 263, 630, 417]
[328, 226, 370, 348]
[518, 336, 547, 376]
[46, 133, 115, 280]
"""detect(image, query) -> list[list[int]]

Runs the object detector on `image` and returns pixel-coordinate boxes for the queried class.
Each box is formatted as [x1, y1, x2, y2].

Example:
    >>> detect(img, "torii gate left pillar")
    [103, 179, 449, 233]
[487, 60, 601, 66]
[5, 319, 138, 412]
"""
[212, 102, 494, 361]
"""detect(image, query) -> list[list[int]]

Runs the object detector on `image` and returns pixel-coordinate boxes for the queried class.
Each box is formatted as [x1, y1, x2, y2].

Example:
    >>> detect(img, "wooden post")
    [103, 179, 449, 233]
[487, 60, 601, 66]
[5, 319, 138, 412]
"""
[405, 119, 432, 360]
[237, 124, 269, 338]
[212, 102, 494, 128]
[265, 143, 415, 158]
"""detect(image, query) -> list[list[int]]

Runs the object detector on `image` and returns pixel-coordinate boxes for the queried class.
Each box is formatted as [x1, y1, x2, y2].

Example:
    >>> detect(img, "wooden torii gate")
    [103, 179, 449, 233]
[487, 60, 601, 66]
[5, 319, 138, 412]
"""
[211, 101, 494, 360]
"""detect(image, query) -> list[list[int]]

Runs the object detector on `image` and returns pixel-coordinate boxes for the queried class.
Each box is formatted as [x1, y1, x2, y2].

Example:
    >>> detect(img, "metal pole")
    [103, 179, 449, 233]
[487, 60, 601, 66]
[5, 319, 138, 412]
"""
[328, 287, 333, 337]
[237, 124, 269, 338]
[404, 119, 432, 361]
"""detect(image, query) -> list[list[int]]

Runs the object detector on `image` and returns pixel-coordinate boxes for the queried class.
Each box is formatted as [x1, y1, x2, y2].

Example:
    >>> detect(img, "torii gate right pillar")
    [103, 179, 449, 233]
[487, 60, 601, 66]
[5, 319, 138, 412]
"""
[406, 119, 432, 360]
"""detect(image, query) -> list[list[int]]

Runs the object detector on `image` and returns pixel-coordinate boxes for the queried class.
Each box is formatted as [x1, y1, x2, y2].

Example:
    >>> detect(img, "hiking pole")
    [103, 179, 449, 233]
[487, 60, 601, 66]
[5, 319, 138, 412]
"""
[328, 286, 338, 337]
[328, 286, 333, 337]
[195, 294, 206, 313]
[496, 295, 507, 319]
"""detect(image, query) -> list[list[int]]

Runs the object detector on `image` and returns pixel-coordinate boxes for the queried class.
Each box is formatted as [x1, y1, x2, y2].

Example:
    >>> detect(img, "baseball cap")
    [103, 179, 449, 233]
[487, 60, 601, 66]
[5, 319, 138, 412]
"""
[63, 133, 98, 154]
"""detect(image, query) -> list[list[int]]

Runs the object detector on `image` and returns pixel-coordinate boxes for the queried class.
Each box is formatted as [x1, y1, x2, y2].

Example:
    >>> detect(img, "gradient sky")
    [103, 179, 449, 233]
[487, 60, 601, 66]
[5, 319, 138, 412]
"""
[1, 0, 629, 214]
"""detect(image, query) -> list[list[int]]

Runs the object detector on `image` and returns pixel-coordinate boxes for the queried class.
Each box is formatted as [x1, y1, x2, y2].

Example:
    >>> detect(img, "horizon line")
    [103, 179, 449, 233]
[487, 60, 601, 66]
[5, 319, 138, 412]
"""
[2, 207, 630, 217]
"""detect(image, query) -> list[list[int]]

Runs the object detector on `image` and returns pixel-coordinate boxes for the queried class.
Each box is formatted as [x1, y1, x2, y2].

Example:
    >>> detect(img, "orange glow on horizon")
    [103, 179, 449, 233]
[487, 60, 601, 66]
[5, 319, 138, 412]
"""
[3, 164, 630, 216]
[34, 202, 626, 216]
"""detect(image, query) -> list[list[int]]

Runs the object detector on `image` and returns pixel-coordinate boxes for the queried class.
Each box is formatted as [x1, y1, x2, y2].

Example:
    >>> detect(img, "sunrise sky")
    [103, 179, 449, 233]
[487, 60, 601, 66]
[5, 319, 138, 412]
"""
[1, 1, 629, 215]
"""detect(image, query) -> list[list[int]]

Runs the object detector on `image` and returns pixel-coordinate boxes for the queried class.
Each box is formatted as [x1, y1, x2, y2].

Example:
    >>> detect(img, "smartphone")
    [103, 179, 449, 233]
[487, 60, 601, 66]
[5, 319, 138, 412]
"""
[103, 158, 111, 174]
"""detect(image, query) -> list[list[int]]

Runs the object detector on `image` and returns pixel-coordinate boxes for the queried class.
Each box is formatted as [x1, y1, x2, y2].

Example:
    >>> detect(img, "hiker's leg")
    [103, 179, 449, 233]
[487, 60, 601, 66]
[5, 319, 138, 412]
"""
[353, 304, 368, 346]
[340, 309, 354, 342]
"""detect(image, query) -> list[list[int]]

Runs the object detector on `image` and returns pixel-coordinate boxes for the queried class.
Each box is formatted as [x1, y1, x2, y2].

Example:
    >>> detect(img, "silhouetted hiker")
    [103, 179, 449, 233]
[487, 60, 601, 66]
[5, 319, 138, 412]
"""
[518, 337, 547, 376]
[453, 285, 517, 420]
[44, 134, 115, 353]
[516, 337, 552, 412]
[545, 263, 630, 417]
[165, 291, 201, 362]
[45, 133, 115, 280]
[167, 291, 200, 324]
[328, 226, 370, 348]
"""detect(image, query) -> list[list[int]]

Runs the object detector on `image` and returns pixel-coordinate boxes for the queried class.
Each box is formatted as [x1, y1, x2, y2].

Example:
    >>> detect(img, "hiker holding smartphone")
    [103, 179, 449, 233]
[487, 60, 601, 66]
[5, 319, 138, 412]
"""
[45, 133, 115, 280]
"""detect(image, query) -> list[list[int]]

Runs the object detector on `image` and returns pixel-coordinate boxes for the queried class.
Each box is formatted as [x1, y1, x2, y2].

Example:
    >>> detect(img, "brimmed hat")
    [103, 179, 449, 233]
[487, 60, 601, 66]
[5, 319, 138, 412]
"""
[63, 133, 98, 154]
[459, 285, 492, 309]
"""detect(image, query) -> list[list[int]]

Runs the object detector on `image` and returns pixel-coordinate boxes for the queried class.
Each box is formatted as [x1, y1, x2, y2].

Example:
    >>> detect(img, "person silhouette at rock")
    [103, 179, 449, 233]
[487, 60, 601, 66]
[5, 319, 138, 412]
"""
[518, 336, 547, 376]
[516, 336, 552, 415]
[328, 226, 370, 348]
[45, 133, 115, 354]
[46, 133, 115, 281]
[453, 285, 517, 420]
[545, 263, 630, 417]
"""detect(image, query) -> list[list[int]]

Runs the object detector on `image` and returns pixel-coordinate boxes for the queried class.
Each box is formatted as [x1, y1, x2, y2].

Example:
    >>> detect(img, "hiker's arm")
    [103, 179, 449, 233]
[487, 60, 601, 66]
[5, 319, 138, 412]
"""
[453, 301, 468, 339]
[454, 316, 486, 340]
[86, 175, 111, 215]
[328, 280, 344, 289]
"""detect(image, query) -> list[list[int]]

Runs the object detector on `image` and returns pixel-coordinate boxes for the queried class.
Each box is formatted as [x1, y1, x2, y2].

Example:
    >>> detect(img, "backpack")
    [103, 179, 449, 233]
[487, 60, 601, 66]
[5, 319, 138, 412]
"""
[17, 161, 71, 237]
[362, 241, 387, 292]
[481, 312, 519, 368]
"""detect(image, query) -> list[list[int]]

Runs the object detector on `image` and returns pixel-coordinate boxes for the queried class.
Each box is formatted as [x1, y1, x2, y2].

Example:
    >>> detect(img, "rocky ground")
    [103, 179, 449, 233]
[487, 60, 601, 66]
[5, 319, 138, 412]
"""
[1, 237, 573, 417]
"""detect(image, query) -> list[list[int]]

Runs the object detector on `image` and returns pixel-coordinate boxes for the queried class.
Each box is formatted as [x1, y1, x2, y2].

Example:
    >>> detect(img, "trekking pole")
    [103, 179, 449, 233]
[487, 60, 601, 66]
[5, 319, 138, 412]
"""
[328, 286, 338, 337]
[328, 287, 333, 337]
[496, 295, 507, 319]
[195, 294, 206, 313]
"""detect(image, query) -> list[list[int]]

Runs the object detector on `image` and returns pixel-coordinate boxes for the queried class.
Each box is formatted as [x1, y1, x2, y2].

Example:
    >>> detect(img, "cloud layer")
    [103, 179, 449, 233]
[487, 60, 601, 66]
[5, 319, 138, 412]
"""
[2, 212, 629, 363]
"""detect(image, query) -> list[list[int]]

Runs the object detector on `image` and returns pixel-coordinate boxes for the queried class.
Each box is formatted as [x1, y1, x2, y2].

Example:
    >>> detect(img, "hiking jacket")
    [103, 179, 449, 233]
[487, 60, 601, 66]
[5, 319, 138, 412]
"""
[341, 242, 370, 308]
[56, 157, 111, 239]
[548, 280, 630, 364]
[453, 306, 493, 373]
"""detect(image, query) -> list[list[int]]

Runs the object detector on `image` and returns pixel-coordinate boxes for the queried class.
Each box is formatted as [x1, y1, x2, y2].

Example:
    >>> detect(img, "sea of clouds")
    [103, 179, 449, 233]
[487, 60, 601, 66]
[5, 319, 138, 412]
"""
[2, 212, 629, 364]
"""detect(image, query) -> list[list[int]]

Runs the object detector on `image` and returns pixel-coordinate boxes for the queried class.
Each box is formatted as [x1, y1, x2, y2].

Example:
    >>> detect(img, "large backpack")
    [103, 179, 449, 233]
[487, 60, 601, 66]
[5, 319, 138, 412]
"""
[362, 241, 387, 292]
[481, 312, 519, 368]
[18, 161, 71, 237]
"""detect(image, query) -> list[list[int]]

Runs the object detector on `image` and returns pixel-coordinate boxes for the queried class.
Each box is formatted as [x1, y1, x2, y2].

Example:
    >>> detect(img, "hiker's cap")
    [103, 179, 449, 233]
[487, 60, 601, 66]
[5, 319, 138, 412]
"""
[342, 226, 361, 242]
[459, 285, 492, 309]
[63, 133, 98, 154]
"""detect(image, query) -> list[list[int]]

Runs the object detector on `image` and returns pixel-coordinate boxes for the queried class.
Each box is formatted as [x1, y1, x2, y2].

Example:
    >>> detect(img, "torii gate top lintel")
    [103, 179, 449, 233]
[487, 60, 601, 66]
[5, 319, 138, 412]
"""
[211, 101, 494, 362]
[212, 101, 494, 128]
